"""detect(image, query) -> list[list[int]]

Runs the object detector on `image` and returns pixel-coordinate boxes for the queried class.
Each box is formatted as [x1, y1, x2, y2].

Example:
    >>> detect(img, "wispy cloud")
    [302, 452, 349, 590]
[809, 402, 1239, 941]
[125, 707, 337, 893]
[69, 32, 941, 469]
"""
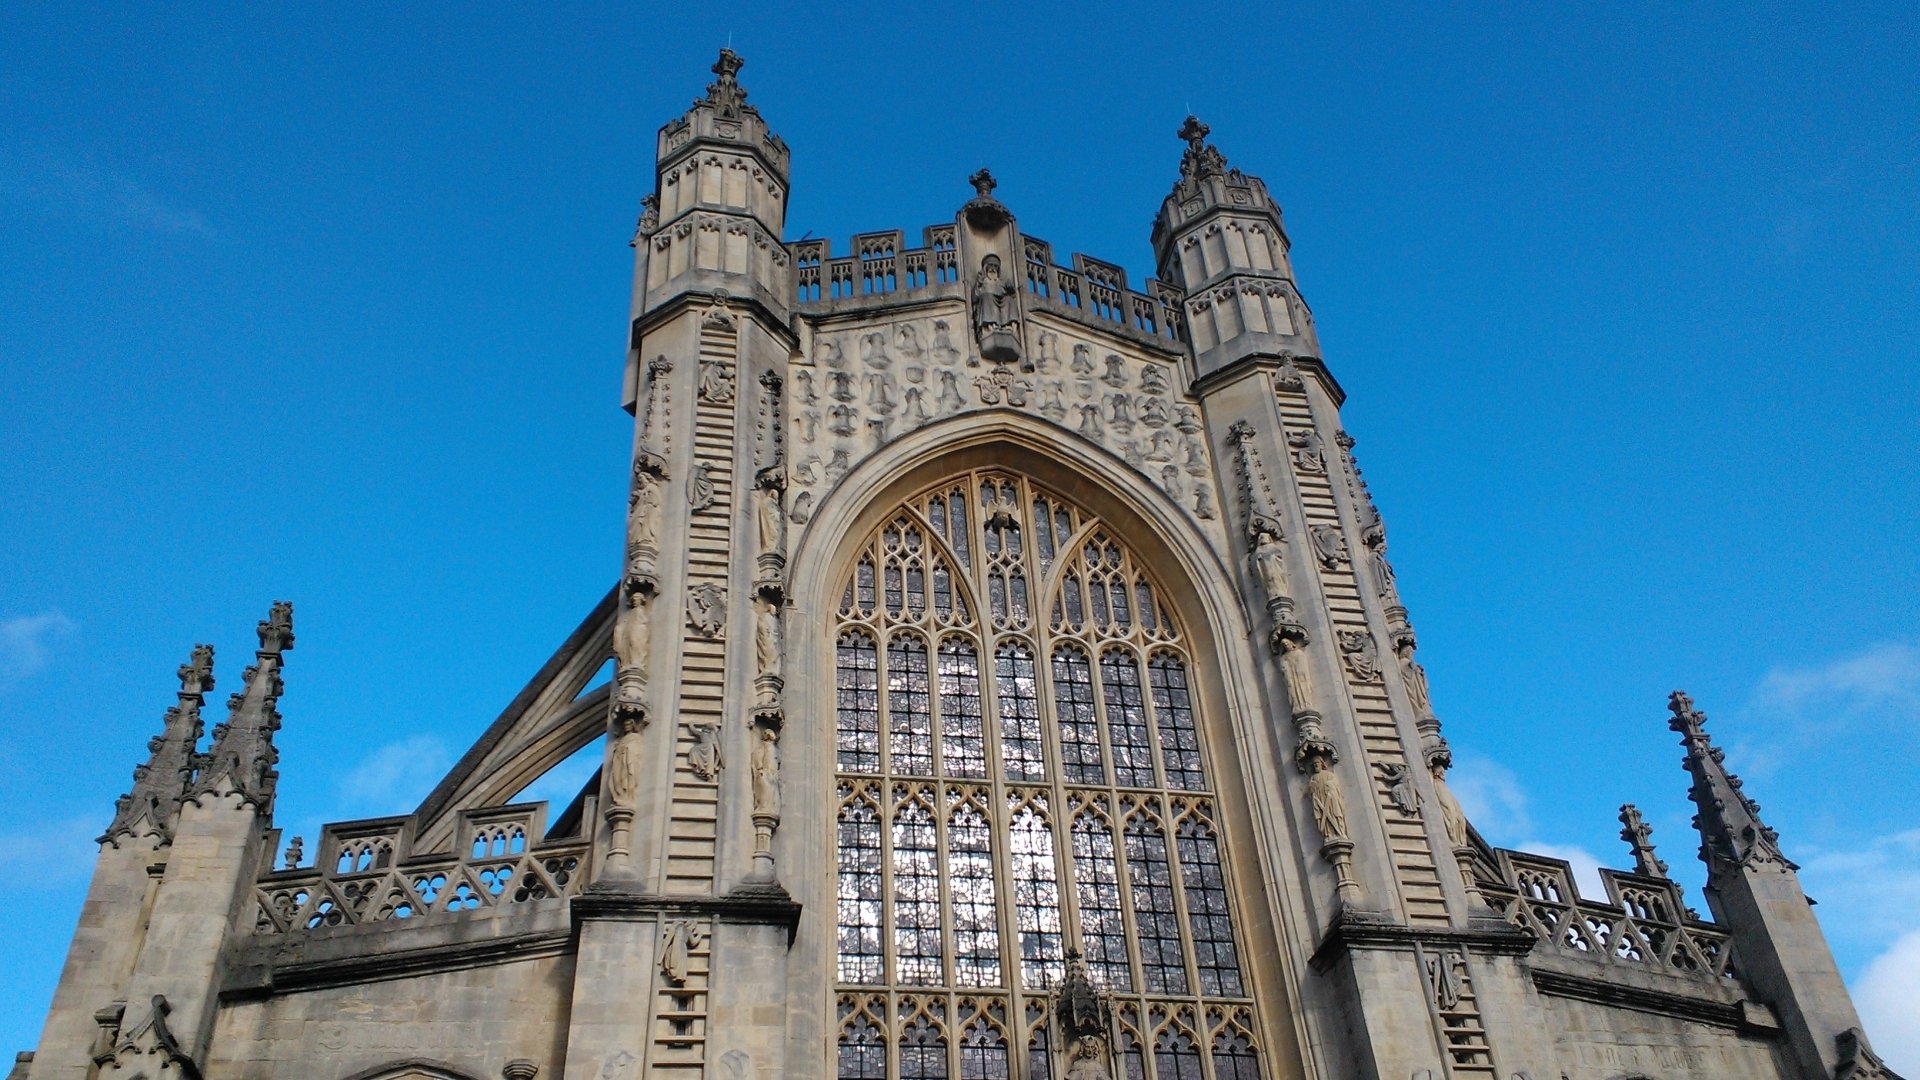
[1852, 929, 1920, 1076]
[0, 814, 101, 886]
[1449, 752, 1608, 899]
[0, 611, 77, 681]
[1749, 640, 1920, 731]
[1, 148, 210, 236]
[336, 735, 454, 818]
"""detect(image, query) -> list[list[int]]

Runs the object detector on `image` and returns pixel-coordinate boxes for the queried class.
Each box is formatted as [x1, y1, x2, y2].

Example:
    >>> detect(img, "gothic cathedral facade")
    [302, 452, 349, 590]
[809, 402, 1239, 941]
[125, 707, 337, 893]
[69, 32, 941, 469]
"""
[20, 52, 1901, 1080]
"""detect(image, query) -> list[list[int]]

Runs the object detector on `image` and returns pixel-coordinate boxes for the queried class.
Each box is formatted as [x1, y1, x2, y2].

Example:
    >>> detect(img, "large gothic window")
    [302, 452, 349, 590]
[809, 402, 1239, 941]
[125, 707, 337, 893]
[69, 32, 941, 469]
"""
[834, 472, 1262, 1079]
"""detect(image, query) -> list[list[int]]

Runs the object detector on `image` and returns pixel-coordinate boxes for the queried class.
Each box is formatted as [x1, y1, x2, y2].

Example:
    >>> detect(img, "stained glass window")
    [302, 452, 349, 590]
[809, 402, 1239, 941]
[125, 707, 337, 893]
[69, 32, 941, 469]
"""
[834, 472, 1261, 1079]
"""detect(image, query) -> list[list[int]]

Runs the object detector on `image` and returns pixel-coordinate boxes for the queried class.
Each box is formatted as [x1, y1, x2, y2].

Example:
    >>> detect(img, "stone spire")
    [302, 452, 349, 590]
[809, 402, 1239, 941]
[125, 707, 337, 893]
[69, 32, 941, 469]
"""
[189, 601, 293, 813]
[100, 643, 215, 846]
[1616, 803, 1669, 879]
[1668, 690, 1791, 874]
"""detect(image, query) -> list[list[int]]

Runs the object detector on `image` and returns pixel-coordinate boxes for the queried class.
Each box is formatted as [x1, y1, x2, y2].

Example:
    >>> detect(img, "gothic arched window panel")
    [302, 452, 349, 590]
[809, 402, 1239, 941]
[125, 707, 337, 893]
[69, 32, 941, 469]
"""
[832, 470, 1261, 1079]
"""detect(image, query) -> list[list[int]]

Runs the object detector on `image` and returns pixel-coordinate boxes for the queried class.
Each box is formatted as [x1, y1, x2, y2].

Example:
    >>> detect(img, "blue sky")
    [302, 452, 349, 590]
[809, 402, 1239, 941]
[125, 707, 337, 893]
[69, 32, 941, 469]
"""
[3, 1, 1915, 1066]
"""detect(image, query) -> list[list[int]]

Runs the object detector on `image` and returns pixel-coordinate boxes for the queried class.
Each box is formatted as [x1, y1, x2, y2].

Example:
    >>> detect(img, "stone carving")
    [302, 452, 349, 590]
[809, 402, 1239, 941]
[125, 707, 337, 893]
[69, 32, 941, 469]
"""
[1618, 803, 1669, 878]
[829, 404, 855, 436]
[687, 583, 726, 637]
[1102, 354, 1128, 387]
[895, 323, 923, 360]
[698, 359, 735, 403]
[1139, 363, 1169, 395]
[860, 331, 889, 369]
[660, 920, 705, 985]
[792, 367, 817, 405]
[825, 449, 850, 483]
[1278, 635, 1316, 710]
[935, 369, 966, 415]
[1146, 430, 1176, 462]
[971, 253, 1022, 366]
[597, 1051, 637, 1080]
[1337, 629, 1382, 683]
[1397, 640, 1434, 718]
[634, 357, 672, 476]
[1071, 342, 1094, 373]
[975, 366, 1032, 406]
[1424, 949, 1462, 1011]
[1140, 397, 1170, 428]
[1670, 690, 1791, 871]
[689, 723, 722, 781]
[1038, 380, 1067, 420]
[1306, 756, 1348, 841]
[1430, 763, 1469, 849]
[815, 336, 845, 368]
[827, 369, 856, 402]
[1381, 762, 1422, 817]
[790, 491, 814, 523]
[626, 469, 665, 592]
[282, 835, 303, 870]
[864, 371, 895, 413]
[1036, 330, 1060, 373]
[797, 410, 819, 443]
[1107, 393, 1135, 433]
[754, 596, 784, 703]
[1310, 522, 1349, 568]
[903, 386, 932, 425]
[745, 719, 783, 885]
[1077, 404, 1103, 438]
[503, 1060, 539, 1080]
[931, 319, 961, 364]
[1275, 356, 1305, 391]
[614, 591, 653, 688]
[604, 712, 644, 874]
[1054, 951, 1114, 1078]
[1250, 528, 1292, 618]
[1287, 428, 1325, 473]
[104, 641, 214, 845]
[1193, 486, 1215, 519]
[866, 416, 891, 448]
[688, 463, 717, 512]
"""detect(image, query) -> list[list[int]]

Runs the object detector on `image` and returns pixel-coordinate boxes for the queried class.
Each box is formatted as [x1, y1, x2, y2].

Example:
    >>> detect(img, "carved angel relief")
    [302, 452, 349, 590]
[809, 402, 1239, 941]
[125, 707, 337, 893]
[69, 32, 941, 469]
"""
[687, 583, 726, 637]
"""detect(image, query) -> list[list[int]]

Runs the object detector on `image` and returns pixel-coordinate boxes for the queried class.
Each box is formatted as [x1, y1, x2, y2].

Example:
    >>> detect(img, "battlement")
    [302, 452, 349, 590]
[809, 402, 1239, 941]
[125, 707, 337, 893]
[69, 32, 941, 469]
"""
[1491, 849, 1738, 985]
[788, 226, 1187, 352]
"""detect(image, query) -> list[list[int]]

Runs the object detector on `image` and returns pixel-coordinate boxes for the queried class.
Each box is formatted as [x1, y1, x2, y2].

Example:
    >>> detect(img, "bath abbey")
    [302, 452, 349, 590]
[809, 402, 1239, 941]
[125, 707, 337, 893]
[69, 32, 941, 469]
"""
[19, 51, 1902, 1080]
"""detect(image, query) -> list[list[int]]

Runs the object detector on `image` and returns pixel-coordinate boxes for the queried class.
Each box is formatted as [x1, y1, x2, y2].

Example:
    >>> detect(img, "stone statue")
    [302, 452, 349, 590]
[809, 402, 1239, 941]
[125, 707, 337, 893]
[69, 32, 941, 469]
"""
[1338, 629, 1382, 683]
[1399, 646, 1433, 716]
[615, 592, 652, 673]
[1381, 762, 1422, 818]
[970, 254, 1022, 365]
[1431, 763, 1470, 849]
[757, 485, 786, 566]
[1249, 527, 1290, 609]
[754, 598, 782, 678]
[750, 725, 781, 820]
[1425, 950, 1461, 1011]
[687, 583, 726, 637]
[698, 360, 735, 403]
[607, 715, 644, 806]
[1063, 1040, 1112, 1080]
[688, 723, 722, 781]
[1279, 637, 1316, 710]
[1287, 428, 1325, 474]
[1306, 756, 1349, 841]
[660, 920, 704, 985]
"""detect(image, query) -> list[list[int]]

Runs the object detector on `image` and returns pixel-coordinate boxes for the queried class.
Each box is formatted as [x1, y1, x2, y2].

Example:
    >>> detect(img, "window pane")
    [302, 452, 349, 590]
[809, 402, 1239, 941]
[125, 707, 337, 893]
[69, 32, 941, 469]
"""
[1125, 813, 1188, 994]
[939, 640, 986, 778]
[1052, 647, 1105, 784]
[838, 1008, 887, 1079]
[949, 797, 1001, 987]
[836, 632, 880, 773]
[997, 643, 1045, 781]
[1071, 812, 1131, 990]
[1102, 650, 1156, 788]
[892, 796, 942, 984]
[1150, 654, 1206, 790]
[888, 636, 933, 776]
[1009, 801, 1064, 988]
[836, 795, 884, 983]
[1177, 817, 1244, 996]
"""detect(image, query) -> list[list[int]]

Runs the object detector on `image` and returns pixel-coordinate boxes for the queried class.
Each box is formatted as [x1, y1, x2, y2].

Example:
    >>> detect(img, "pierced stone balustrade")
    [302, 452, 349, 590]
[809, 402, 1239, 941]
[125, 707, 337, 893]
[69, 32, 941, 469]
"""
[1491, 850, 1738, 983]
[252, 804, 588, 937]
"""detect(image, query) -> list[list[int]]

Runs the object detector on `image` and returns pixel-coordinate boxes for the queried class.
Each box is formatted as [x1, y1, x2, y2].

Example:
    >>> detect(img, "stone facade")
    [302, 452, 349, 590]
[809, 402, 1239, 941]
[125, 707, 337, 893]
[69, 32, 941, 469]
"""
[17, 51, 1903, 1080]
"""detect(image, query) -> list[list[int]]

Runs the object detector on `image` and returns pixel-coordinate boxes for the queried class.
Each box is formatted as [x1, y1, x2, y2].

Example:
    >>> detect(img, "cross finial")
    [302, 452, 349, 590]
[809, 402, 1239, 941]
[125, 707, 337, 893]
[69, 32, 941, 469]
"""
[968, 168, 997, 198]
[257, 600, 295, 653]
[177, 643, 215, 699]
[1618, 803, 1670, 878]
[1179, 115, 1211, 151]
[712, 47, 744, 82]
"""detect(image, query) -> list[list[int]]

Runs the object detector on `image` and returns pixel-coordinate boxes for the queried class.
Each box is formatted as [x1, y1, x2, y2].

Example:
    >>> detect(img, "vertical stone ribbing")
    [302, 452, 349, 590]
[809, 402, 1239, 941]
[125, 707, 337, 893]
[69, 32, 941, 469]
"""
[1275, 382, 1449, 926]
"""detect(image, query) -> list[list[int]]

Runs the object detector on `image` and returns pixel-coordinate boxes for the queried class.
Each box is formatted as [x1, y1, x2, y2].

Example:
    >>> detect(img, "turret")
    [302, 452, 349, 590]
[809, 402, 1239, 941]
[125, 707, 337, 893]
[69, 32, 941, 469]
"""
[1669, 691, 1895, 1078]
[1151, 117, 1320, 381]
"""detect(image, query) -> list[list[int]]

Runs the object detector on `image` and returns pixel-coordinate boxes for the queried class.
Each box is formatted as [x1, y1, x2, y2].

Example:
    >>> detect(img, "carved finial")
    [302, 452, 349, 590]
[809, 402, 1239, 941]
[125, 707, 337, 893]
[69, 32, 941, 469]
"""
[1617, 804, 1669, 879]
[189, 601, 294, 812]
[700, 48, 750, 118]
[1177, 115, 1229, 181]
[257, 600, 294, 653]
[1668, 689, 1793, 875]
[1054, 948, 1112, 1051]
[1178, 114, 1211, 150]
[968, 168, 997, 198]
[178, 643, 214, 699]
[102, 643, 216, 846]
[282, 835, 304, 870]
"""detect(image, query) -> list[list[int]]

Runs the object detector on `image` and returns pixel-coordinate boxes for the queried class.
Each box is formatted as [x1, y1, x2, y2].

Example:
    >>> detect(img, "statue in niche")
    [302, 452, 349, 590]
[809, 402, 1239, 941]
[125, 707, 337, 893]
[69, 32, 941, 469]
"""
[860, 331, 890, 369]
[1398, 643, 1434, 716]
[931, 319, 961, 364]
[1337, 629, 1382, 683]
[970, 254, 1023, 366]
[615, 591, 652, 673]
[607, 714, 644, 806]
[698, 360, 735, 404]
[935, 369, 966, 415]
[1306, 755, 1349, 841]
[687, 583, 726, 637]
[688, 724, 722, 780]
[1381, 762, 1422, 818]
[1309, 522, 1349, 568]
[1430, 762, 1470, 849]
[660, 920, 705, 985]
[750, 724, 781, 820]
[626, 474, 664, 588]
[757, 484, 785, 565]
[815, 336, 845, 369]
[754, 598, 782, 680]
[1278, 636, 1315, 708]
[1287, 428, 1325, 474]
[1249, 527, 1291, 611]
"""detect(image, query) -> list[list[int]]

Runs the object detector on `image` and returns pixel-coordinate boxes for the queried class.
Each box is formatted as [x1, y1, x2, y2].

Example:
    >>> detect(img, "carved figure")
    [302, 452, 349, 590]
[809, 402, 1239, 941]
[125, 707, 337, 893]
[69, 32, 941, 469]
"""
[615, 592, 652, 673]
[1306, 756, 1349, 840]
[1077, 404, 1104, 438]
[754, 598, 783, 678]
[825, 449, 850, 483]
[1140, 397, 1171, 429]
[1425, 950, 1461, 1011]
[1146, 430, 1176, 461]
[688, 583, 727, 637]
[931, 320, 961, 363]
[1337, 629, 1382, 683]
[282, 836, 303, 870]
[827, 370, 856, 402]
[750, 725, 781, 819]
[607, 715, 644, 806]
[1107, 393, 1135, 433]
[757, 485, 786, 569]
[1399, 646, 1433, 716]
[866, 415, 892, 448]
[792, 367, 818, 405]
[1102, 354, 1128, 387]
[903, 386, 932, 425]
[829, 404, 856, 436]
[970, 254, 1022, 365]
[689, 724, 722, 780]
[698, 360, 735, 404]
[1194, 486, 1215, 519]
[815, 336, 845, 369]
[1279, 637, 1316, 709]
[1063, 1041, 1112, 1080]
[1160, 465, 1185, 500]
[1139, 364, 1169, 395]
[976, 367, 1032, 407]
[1070, 342, 1095, 373]
[1381, 762, 1422, 818]
[688, 463, 717, 512]
[1431, 764, 1470, 849]
[860, 331, 890, 369]
[797, 411, 819, 444]
[1038, 380, 1067, 420]
[865, 371, 896, 413]
[626, 473, 663, 587]
[1250, 528, 1291, 609]
[1309, 522, 1349, 568]
[935, 369, 966, 415]
[660, 920, 705, 985]
[895, 323, 923, 358]
[1036, 330, 1060, 373]
[1287, 428, 1325, 474]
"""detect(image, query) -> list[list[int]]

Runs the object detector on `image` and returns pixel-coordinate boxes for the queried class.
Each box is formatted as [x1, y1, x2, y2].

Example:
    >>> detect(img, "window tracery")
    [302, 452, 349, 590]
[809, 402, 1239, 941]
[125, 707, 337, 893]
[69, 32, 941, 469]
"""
[833, 471, 1260, 1078]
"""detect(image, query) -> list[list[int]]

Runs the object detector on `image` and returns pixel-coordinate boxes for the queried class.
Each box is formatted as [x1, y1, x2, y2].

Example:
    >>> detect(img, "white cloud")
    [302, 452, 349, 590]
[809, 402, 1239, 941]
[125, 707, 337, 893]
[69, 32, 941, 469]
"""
[1852, 929, 1920, 1076]
[1749, 641, 1920, 734]
[336, 735, 454, 817]
[0, 611, 77, 680]
[1444, 753, 1609, 900]
[0, 814, 102, 885]
[1800, 828, 1920, 960]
